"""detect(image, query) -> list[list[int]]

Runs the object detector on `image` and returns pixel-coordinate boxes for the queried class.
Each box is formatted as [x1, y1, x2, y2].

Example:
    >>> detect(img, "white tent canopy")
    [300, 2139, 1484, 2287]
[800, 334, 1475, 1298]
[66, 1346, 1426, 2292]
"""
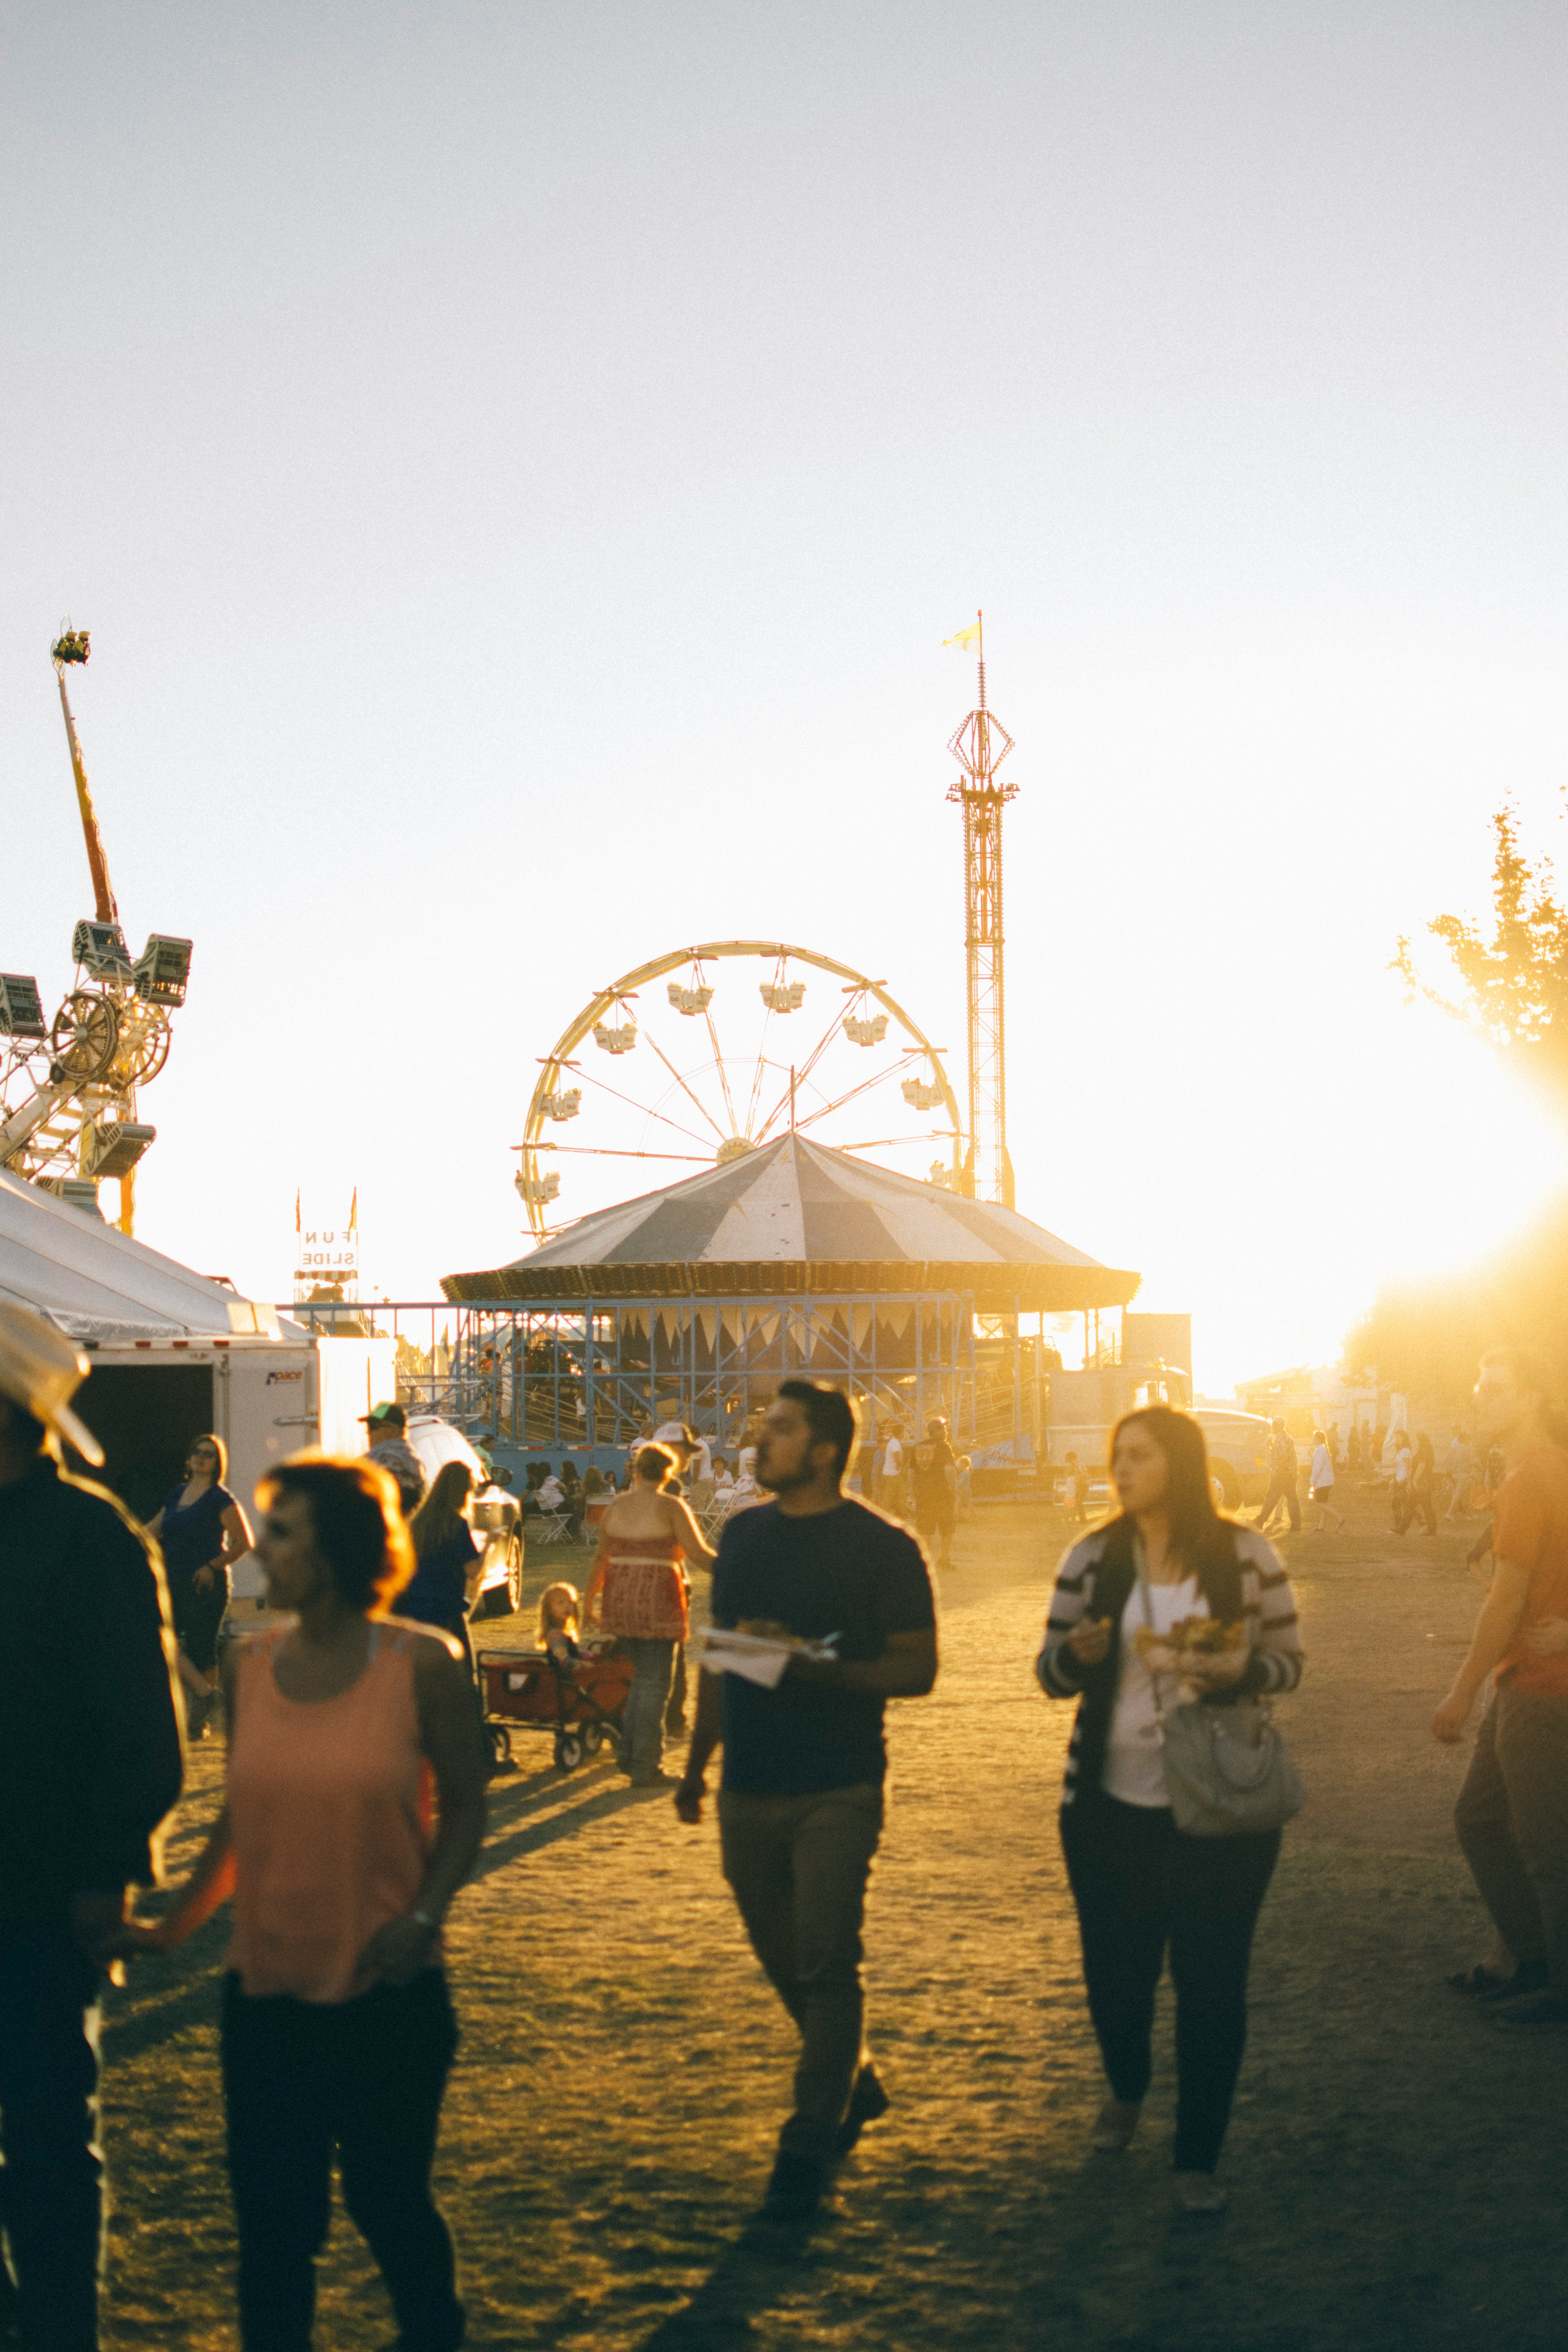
[0, 1167, 279, 1343]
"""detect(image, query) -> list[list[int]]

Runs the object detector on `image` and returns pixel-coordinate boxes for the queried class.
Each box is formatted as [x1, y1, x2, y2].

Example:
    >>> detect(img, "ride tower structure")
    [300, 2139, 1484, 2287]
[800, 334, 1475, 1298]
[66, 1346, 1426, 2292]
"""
[945, 610, 1017, 1207]
[0, 628, 192, 1234]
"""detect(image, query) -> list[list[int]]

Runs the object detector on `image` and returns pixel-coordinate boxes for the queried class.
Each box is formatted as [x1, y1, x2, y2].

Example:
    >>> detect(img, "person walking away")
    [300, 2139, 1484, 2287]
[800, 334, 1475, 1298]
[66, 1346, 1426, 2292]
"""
[114, 1455, 485, 2350]
[881, 1425, 906, 1516]
[676, 1381, 939, 2220]
[910, 1418, 958, 1569]
[0, 1303, 183, 2352]
[1253, 1421, 1301, 1535]
[404, 1463, 489, 1755]
[590, 1445, 714, 1784]
[359, 1403, 426, 1521]
[1308, 1429, 1345, 1534]
[1409, 1434, 1438, 1535]
[1036, 1405, 1303, 2212]
[1062, 1452, 1088, 1525]
[1388, 1429, 1414, 1534]
[1435, 1350, 1568, 2022]
[1446, 1427, 1476, 1524]
[147, 1432, 254, 1735]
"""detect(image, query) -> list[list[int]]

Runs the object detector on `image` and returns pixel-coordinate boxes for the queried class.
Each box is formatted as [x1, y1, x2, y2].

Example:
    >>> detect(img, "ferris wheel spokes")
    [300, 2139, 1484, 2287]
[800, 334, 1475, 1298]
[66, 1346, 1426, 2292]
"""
[786, 1046, 932, 1142]
[752, 985, 880, 1146]
[619, 995, 733, 1148]
[555, 1056, 718, 1154]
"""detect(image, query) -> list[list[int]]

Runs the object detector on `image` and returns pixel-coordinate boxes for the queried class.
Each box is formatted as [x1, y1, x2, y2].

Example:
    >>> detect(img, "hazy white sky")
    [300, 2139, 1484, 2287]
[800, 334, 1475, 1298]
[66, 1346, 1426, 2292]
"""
[4, 1, 1566, 1390]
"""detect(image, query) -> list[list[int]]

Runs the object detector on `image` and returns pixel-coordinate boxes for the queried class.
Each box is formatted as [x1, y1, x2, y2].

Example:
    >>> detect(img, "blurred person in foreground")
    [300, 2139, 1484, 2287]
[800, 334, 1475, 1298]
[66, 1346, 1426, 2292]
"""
[588, 1444, 715, 1783]
[1436, 1350, 1568, 2023]
[147, 1432, 253, 1736]
[1037, 1406, 1303, 2213]
[677, 1382, 939, 2222]
[0, 1302, 183, 2352]
[114, 1456, 486, 2351]
[359, 1401, 426, 1520]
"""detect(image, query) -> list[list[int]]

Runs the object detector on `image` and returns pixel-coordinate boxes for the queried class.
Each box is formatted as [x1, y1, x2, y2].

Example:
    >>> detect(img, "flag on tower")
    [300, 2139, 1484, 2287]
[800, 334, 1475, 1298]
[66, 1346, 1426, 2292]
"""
[294, 1188, 300, 1233]
[943, 617, 982, 654]
[348, 1187, 358, 1230]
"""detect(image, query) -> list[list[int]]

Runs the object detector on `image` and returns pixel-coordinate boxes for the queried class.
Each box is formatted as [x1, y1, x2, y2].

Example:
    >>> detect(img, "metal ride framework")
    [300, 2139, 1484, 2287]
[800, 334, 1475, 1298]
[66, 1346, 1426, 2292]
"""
[286, 1289, 1053, 1471]
[0, 630, 192, 1233]
[946, 610, 1017, 1209]
[515, 940, 964, 1241]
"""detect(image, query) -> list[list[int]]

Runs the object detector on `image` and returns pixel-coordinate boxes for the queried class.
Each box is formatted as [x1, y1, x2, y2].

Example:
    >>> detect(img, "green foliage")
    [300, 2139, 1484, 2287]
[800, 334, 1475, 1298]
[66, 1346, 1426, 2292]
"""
[1395, 806, 1568, 1096]
[1357, 809, 1568, 1399]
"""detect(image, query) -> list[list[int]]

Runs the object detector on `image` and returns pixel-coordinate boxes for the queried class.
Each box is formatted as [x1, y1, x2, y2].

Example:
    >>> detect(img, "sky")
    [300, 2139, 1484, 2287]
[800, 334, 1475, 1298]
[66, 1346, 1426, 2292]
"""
[2, 0, 1566, 1393]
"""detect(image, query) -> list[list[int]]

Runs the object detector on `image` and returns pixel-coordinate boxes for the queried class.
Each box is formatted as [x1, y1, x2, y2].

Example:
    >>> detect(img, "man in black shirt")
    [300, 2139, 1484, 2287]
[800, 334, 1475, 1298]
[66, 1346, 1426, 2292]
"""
[910, 1415, 958, 1567]
[0, 1304, 184, 2352]
[676, 1379, 938, 2219]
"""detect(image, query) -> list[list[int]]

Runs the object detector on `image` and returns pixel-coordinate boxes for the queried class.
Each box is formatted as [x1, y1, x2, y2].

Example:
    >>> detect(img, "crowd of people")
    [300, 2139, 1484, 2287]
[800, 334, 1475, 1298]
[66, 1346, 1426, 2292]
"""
[6, 1294, 1568, 2346]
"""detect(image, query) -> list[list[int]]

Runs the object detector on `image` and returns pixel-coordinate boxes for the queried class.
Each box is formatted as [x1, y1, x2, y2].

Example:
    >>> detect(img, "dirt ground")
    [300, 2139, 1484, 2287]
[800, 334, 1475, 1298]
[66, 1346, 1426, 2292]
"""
[100, 1486, 1568, 2351]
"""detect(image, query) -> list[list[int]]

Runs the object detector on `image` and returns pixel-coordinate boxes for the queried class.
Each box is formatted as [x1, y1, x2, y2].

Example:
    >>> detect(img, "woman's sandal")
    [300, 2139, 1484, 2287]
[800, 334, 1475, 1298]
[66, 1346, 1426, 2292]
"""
[1090, 2100, 1142, 2152]
[1447, 1964, 1510, 1996]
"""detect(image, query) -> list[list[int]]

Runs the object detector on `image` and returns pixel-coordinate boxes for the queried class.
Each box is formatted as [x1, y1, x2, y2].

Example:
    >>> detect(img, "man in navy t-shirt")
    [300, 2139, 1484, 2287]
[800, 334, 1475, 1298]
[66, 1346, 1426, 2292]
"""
[676, 1379, 938, 2220]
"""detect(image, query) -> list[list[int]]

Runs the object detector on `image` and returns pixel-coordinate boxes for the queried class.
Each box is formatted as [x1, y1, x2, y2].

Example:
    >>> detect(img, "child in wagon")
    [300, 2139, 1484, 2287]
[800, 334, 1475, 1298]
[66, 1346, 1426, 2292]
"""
[537, 1581, 582, 1666]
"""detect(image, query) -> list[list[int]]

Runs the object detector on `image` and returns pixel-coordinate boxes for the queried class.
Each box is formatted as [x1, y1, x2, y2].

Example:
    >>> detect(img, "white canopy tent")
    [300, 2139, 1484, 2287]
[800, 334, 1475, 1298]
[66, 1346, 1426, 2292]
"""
[0, 1165, 280, 1343]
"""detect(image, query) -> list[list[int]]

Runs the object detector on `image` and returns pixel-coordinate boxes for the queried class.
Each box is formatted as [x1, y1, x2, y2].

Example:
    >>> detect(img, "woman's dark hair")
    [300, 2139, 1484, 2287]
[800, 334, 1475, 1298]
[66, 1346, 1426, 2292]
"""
[409, 1458, 474, 1561]
[189, 1431, 228, 1481]
[258, 1455, 415, 1611]
[777, 1379, 859, 1479]
[1415, 1432, 1435, 1470]
[635, 1443, 678, 1485]
[1108, 1405, 1236, 1586]
[560, 1463, 581, 1490]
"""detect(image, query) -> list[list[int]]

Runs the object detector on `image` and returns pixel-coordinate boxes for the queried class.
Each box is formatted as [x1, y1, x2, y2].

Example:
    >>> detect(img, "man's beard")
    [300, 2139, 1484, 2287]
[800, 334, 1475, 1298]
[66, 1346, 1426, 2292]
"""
[757, 1453, 813, 1495]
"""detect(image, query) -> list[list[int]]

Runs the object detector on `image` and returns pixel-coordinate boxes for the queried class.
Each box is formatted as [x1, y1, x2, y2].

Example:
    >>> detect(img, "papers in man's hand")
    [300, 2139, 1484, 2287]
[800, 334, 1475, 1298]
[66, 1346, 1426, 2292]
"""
[695, 1626, 839, 1690]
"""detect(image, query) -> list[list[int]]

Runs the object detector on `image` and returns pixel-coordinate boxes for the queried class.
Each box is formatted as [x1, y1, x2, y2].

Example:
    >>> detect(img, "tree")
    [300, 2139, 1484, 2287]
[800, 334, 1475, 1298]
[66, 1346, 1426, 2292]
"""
[1352, 807, 1568, 1401]
[1395, 806, 1568, 1100]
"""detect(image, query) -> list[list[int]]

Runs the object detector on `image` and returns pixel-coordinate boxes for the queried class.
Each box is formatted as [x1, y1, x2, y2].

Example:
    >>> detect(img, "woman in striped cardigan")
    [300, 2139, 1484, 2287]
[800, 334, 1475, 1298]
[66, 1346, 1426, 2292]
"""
[1036, 1405, 1303, 2212]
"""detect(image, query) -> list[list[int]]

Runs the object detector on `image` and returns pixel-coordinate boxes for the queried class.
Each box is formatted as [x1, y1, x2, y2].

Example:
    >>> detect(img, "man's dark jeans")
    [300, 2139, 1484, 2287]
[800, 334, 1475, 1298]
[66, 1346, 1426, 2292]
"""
[221, 1969, 463, 2352]
[1455, 1686, 1568, 1987]
[0, 1933, 103, 2352]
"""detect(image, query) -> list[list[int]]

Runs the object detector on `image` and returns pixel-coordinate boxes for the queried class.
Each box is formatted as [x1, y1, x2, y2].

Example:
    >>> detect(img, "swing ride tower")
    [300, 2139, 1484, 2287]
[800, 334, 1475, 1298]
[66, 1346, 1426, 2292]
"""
[946, 610, 1016, 1207]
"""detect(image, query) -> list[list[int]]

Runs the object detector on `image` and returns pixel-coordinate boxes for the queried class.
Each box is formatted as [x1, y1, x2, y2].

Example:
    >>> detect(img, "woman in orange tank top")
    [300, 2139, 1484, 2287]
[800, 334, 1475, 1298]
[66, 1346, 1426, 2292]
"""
[117, 1457, 486, 2352]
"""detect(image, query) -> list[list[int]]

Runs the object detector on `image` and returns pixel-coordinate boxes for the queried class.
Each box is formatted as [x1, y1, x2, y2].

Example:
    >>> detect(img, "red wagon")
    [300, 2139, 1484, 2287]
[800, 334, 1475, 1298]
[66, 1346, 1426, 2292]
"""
[478, 1644, 633, 1773]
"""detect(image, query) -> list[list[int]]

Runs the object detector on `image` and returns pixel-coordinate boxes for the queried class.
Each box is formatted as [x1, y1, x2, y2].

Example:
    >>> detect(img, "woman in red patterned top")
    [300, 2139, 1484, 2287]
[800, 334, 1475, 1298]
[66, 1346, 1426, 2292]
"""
[590, 1443, 715, 1785]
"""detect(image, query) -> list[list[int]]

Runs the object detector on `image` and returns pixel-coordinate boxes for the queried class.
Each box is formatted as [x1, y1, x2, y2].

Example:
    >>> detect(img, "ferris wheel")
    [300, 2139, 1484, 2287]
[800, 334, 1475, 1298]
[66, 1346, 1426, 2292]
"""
[514, 941, 963, 1241]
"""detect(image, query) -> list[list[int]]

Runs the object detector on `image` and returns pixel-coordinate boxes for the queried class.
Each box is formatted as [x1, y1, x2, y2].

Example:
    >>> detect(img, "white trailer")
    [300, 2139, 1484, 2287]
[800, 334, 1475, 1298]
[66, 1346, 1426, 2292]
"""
[76, 1330, 396, 1599]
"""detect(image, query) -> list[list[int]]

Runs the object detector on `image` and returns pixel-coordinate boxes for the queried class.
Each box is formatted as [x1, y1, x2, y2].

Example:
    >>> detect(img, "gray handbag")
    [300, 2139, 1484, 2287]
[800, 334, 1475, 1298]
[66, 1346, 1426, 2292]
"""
[1137, 1572, 1304, 1838]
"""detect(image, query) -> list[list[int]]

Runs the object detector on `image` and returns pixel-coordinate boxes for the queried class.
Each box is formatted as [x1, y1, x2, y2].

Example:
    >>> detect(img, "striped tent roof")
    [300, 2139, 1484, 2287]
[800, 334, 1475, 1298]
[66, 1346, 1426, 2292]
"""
[443, 1135, 1139, 1312]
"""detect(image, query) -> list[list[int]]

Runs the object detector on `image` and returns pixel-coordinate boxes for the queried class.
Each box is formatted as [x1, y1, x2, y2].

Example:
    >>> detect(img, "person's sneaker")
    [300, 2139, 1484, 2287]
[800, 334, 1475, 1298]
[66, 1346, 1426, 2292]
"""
[1495, 1990, 1568, 2025]
[835, 2066, 891, 2154]
[629, 1769, 673, 1787]
[1475, 1958, 1549, 2004]
[760, 2149, 829, 2220]
[1174, 2171, 1228, 2214]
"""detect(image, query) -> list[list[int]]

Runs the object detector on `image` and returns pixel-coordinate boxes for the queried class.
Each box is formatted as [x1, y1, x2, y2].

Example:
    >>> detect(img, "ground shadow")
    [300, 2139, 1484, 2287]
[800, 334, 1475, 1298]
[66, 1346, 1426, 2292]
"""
[625, 2214, 817, 2351]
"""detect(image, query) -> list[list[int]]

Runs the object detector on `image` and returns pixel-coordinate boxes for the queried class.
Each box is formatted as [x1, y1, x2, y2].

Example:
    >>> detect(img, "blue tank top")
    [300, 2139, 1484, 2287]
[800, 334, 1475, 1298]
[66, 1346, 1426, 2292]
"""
[158, 1482, 235, 1580]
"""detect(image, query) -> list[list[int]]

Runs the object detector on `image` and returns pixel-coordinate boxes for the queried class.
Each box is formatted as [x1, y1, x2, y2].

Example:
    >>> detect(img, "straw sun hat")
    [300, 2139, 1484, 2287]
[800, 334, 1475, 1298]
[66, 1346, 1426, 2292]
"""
[0, 1302, 105, 1465]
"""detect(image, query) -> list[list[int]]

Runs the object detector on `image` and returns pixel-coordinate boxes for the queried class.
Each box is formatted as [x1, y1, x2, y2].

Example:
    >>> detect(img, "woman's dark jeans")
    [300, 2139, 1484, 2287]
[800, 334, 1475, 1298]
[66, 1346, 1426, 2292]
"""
[221, 1969, 463, 2351]
[1060, 1792, 1279, 2173]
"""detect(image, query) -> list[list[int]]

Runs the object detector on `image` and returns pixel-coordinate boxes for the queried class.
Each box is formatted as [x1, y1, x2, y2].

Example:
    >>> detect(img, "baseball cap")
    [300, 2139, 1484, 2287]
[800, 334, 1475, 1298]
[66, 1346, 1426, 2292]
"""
[0, 1301, 105, 1466]
[359, 1401, 407, 1431]
[653, 1420, 694, 1446]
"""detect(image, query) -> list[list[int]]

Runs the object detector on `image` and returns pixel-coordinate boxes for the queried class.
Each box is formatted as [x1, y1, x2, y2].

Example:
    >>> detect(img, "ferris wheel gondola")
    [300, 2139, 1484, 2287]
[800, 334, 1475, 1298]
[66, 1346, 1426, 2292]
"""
[513, 940, 963, 1241]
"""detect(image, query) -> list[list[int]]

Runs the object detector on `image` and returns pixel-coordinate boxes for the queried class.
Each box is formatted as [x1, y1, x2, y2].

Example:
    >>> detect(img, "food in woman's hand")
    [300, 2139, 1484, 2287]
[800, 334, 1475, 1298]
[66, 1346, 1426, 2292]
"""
[1134, 1616, 1246, 1662]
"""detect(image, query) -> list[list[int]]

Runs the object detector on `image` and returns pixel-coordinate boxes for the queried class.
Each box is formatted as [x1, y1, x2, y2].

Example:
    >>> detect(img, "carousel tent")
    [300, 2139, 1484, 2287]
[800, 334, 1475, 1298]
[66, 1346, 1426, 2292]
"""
[0, 1165, 280, 1342]
[444, 1134, 1139, 1314]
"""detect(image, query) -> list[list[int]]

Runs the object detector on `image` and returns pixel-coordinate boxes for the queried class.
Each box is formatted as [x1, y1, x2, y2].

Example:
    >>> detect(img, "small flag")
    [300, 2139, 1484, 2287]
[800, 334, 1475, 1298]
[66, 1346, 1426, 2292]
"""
[348, 1187, 358, 1230]
[294, 1188, 300, 1233]
[943, 616, 982, 655]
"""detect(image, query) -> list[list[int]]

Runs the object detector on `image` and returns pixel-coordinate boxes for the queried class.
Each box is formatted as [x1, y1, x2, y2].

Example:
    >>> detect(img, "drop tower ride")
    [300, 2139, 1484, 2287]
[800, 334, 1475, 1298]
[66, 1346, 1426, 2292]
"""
[945, 610, 1016, 1208]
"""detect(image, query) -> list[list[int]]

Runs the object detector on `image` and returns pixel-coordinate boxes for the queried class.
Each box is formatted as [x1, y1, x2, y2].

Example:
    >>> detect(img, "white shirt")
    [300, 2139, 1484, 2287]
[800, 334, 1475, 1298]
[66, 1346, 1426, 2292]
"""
[537, 1475, 564, 1510]
[1393, 1448, 1412, 1486]
[1102, 1574, 1205, 1808]
[884, 1436, 905, 1478]
[689, 1437, 712, 1482]
[1310, 1444, 1333, 1490]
